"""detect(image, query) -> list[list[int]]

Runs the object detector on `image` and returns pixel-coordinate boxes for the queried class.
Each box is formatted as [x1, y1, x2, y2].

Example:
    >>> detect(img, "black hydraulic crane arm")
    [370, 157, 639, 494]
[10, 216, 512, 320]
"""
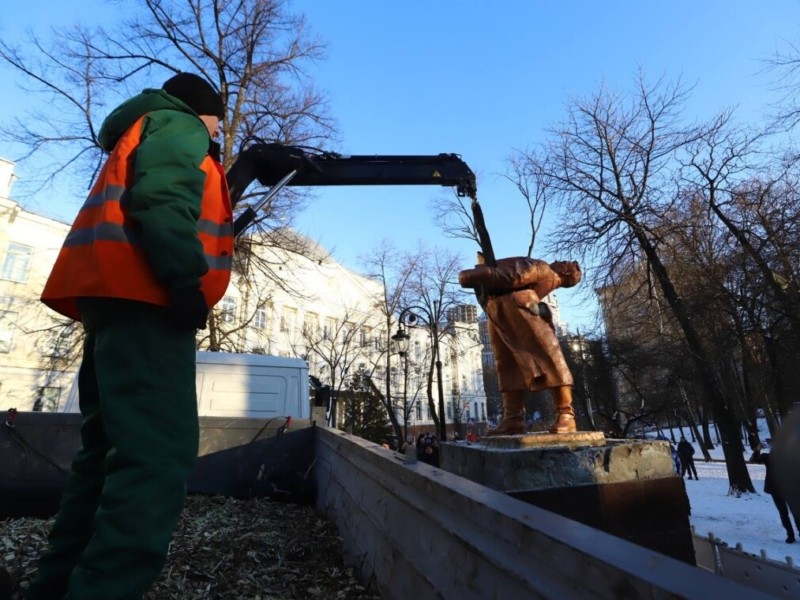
[226, 143, 477, 201]
[225, 143, 477, 236]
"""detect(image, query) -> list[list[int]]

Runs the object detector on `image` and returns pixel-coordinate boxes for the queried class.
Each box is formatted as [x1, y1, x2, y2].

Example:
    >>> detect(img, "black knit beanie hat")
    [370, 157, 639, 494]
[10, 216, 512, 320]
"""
[162, 72, 225, 118]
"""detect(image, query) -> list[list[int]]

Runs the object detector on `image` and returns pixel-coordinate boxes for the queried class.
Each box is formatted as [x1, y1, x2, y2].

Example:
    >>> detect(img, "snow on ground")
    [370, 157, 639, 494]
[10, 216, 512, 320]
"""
[650, 422, 800, 567]
[686, 461, 800, 565]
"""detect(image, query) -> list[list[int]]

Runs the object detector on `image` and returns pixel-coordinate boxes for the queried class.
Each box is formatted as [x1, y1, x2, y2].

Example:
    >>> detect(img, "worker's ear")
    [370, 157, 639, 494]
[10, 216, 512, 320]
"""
[477, 252, 485, 265]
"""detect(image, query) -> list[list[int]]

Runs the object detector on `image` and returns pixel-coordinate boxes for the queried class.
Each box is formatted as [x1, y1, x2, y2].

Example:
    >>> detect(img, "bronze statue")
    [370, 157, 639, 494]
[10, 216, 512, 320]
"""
[459, 256, 582, 435]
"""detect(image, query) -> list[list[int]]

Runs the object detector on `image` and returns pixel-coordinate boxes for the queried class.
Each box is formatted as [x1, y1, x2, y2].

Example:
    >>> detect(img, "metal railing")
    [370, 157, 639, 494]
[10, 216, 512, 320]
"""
[692, 527, 799, 597]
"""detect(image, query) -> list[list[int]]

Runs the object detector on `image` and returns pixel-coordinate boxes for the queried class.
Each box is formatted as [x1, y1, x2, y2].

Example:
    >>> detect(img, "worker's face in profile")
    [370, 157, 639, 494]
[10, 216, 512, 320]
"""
[199, 115, 221, 139]
[551, 261, 582, 287]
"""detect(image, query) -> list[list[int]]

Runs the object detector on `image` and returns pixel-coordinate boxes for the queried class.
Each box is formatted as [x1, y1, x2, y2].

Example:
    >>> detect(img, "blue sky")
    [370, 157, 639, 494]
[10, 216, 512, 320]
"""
[3, 1, 800, 328]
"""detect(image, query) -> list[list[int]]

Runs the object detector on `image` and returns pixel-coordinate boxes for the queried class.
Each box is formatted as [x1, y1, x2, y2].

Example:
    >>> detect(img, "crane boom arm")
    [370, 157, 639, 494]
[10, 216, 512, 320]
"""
[226, 143, 477, 209]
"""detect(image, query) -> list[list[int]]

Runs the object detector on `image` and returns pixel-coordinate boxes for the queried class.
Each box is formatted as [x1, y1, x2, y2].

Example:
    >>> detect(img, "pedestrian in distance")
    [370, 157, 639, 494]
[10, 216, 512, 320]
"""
[677, 435, 699, 480]
[400, 435, 417, 464]
[415, 433, 427, 460]
[418, 433, 440, 467]
[29, 72, 232, 599]
[754, 443, 800, 543]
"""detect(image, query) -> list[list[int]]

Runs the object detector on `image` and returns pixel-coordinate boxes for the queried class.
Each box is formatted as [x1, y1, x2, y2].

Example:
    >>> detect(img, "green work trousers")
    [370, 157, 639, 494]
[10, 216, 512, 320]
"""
[27, 300, 199, 600]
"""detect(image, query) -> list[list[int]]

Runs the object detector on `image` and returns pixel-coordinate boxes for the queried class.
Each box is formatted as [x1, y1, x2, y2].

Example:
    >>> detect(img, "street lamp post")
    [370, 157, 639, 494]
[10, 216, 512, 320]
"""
[391, 327, 410, 440]
[395, 302, 447, 442]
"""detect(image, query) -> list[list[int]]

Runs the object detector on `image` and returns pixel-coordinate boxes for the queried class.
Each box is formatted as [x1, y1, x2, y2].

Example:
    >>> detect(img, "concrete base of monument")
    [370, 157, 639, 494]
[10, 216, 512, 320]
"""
[440, 436, 695, 565]
[481, 430, 607, 450]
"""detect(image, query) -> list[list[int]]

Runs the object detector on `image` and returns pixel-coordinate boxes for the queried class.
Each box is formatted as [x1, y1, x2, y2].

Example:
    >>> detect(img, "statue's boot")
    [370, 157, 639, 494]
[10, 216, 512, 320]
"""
[549, 386, 577, 434]
[487, 390, 526, 436]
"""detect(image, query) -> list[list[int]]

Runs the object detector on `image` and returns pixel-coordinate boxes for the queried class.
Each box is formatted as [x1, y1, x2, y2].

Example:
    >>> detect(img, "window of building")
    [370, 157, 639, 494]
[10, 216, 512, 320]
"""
[45, 327, 75, 357]
[220, 296, 237, 324]
[323, 317, 337, 339]
[254, 307, 267, 330]
[415, 403, 422, 420]
[304, 312, 319, 337]
[1, 243, 32, 283]
[281, 307, 298, 334]
[0, 311, 17, 353]
[33, 386, 61, 412]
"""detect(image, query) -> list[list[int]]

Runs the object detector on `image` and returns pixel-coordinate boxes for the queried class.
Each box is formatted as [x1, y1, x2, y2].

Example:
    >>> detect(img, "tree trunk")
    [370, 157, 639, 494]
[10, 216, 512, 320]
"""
[763, 333, 794, 417]
[426, 354, 441, 437]
[764, 398, 781, 439]
[700, 409, 714, 450]
[678, 383, 712, 461]
[667, 414, 677, 443]
[637, 233, 754, 492]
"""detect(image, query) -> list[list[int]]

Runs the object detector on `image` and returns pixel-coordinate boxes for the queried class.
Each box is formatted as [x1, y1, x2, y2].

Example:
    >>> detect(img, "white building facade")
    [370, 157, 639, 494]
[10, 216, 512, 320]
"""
[0, 158, 76, 412]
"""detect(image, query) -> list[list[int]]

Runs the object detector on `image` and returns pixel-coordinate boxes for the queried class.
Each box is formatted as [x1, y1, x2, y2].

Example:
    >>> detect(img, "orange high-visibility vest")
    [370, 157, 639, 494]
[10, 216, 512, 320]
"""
[41, 115, 233, 321]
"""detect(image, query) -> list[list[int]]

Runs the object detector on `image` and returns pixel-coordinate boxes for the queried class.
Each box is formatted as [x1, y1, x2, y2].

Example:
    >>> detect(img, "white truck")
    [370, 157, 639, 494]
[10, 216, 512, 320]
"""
[60, 351, 311, 420]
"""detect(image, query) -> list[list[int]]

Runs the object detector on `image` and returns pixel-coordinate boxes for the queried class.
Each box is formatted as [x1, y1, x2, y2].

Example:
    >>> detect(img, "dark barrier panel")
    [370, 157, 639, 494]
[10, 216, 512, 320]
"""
[189, 426, 316, 502]
[1, 412, 317, 518]
[1, 412, 78, 518]
[510, 477, 695, 565]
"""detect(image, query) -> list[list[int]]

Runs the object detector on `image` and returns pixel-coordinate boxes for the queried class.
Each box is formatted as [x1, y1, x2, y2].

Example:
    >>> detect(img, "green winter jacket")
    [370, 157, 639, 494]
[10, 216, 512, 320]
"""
[98, 88, 215, 291]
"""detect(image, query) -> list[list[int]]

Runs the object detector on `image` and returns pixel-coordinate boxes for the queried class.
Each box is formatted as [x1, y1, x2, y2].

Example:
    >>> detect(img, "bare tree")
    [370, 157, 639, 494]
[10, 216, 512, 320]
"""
[766, 40, 800, 130]
[358, 240, 419, 445]
[432, 149, 551, 260]
[430, 189, 481, 250]
[1, 0, 335, 199]
[527, 72, 754, 492]
[679, 113, 800, 416]
[1, 0, 338, 357]
[401, 244, 471, 440]
[501, 150, 553, 257]
[298, 306, 371, 429]
[680, 115, 800, 335]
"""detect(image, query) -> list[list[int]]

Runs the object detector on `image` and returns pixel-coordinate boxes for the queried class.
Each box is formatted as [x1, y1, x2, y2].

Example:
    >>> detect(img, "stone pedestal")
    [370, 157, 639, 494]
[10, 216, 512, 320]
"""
[440, 435, 695, 565]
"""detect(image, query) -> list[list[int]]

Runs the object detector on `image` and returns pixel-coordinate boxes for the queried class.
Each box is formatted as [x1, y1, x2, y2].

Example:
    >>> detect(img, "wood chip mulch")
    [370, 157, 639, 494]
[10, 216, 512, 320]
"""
[0, 495, 382, 599]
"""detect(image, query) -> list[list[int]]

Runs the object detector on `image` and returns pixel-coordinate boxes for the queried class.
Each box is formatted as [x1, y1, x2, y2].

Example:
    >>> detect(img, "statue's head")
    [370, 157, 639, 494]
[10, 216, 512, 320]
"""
[550, 260, 582, 287]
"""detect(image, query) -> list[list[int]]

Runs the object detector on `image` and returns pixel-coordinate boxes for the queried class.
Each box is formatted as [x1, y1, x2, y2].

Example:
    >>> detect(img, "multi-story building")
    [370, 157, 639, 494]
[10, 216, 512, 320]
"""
[0, 159, 487, 432]
[218, 233, 487, 433]
[0, 158, 75, 411]
[445, 304, 485, 424]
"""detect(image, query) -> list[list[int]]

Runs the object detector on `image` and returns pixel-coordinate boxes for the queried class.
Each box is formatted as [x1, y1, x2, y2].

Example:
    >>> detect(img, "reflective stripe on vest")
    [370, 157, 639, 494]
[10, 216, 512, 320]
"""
[41, 115, 233, 321]
[62, 218, 233, 272]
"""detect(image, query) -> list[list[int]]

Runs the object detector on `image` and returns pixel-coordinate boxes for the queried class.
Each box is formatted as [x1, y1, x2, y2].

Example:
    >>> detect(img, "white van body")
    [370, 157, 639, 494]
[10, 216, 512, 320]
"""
[60, 351, 310, 420]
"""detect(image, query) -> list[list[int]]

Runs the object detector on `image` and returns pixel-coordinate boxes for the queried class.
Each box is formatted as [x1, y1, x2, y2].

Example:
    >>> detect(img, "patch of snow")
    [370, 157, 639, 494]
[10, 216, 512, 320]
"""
[648, 420, 800, 567]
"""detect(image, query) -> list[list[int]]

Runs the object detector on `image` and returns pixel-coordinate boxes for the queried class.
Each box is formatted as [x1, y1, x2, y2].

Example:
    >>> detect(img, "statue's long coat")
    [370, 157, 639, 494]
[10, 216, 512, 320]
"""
[459, 257, 573, 392]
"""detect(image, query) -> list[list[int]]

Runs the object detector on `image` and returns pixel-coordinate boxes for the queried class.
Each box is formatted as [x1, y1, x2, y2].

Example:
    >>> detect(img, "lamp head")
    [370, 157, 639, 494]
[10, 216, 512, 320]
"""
[391, 327, 410, 355]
